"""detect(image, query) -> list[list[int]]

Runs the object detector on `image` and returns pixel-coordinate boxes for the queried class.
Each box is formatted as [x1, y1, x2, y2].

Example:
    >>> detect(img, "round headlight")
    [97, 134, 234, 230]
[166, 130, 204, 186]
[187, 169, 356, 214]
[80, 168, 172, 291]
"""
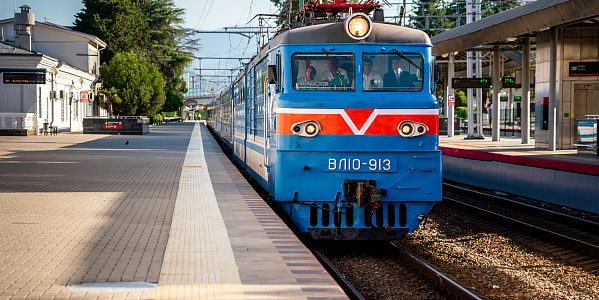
[344, 13, 372, 40]
[399, 122, 414, 136]
[305, 123, 318, 135]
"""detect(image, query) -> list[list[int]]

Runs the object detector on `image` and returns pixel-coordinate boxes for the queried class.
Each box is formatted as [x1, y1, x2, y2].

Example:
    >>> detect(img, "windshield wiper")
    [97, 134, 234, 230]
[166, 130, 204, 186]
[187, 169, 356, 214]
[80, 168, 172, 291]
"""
[392, 48, 423, 73]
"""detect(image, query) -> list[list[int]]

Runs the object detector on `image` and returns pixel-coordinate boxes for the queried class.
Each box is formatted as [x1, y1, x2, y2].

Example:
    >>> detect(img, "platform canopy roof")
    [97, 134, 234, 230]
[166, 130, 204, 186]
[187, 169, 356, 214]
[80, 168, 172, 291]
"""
[432, 0, 599, 55]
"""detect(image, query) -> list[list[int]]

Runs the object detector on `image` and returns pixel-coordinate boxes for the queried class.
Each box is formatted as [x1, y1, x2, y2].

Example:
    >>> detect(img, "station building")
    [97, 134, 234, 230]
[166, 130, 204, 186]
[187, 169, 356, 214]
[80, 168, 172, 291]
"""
[433, 0, 599, 213]
[0, 5, 107, 135]
[433, 0, 599, 150]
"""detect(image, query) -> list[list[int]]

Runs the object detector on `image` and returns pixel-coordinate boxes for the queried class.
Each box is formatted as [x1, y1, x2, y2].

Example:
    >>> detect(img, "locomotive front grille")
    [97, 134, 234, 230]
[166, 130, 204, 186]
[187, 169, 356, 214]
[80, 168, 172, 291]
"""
[308, 202, 407, 229]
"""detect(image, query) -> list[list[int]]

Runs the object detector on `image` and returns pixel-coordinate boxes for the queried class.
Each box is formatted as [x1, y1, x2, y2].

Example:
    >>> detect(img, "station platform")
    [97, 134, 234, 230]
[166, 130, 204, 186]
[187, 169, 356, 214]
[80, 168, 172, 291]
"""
[439, 136, 599, 214]
[0, 122, 347, 300]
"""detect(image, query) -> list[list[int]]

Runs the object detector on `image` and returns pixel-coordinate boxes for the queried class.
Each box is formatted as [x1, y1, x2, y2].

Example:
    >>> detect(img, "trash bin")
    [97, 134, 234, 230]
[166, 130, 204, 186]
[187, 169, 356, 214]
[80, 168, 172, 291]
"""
[43, 122, 49, 135]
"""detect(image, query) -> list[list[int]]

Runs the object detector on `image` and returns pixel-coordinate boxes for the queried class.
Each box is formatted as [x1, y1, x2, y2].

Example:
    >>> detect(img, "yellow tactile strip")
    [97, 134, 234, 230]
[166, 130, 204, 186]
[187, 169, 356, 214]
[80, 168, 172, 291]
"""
[157, 123, 244, 299]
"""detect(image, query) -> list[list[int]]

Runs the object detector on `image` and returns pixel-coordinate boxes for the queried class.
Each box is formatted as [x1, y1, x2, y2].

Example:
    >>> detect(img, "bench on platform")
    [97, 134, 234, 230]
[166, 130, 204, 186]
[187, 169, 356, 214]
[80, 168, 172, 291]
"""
[42, 123, 58, 136]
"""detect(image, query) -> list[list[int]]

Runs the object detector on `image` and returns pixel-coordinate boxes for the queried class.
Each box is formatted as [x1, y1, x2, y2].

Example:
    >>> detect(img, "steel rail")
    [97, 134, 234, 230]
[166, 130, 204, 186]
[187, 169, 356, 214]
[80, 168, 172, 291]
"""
[310, 247, 365, 300]
[391, 243, 483, 300]
[443, 182, 599, 233]
[443, 195, 599, 257]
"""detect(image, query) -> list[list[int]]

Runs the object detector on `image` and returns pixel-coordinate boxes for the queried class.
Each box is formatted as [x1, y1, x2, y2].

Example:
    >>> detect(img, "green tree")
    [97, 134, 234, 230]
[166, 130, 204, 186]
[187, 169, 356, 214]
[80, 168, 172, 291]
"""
[410, 0, 452, 36]
[75, 0, 196, 115]
[411, 0, 523, 36]
[100, 52, 165, 116]
[270, 0, 301, 25]
[74, 0, 148, 63]
[140, 0, 195, 113]
[454, 89, 467, 107]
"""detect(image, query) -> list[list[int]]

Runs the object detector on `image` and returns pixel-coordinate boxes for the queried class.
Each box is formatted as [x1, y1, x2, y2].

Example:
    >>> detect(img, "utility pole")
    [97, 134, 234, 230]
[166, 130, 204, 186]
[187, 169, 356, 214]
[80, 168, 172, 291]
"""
[193, 57, 250, 95]
[465, 0, 484, 139]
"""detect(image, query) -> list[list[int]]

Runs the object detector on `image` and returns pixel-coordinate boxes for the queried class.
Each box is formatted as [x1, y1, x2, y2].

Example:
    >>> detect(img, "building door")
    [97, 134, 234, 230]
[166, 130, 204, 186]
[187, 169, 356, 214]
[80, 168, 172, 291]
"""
[573, 83, 599, 148]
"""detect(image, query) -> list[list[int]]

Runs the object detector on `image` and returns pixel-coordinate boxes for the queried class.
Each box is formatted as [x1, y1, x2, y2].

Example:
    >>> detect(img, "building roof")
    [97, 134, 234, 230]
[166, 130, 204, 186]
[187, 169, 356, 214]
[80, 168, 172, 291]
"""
[431, 0, 599, 55]
[269, 21, 431, 48]
[41, 22, 107, 49]
[0, 18, 107, 49]
[0, 41, 40, 56]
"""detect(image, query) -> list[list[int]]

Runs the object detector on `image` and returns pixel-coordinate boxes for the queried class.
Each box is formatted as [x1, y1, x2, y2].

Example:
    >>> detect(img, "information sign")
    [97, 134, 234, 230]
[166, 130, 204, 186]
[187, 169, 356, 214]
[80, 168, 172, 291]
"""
[3, 72, 46, 84]
[569, 62, 599, 76]
[501, 76, 520, 88]
[80, 91, 89, 103]
[452, 77, 491, 88]
[448, 94, 455, 106]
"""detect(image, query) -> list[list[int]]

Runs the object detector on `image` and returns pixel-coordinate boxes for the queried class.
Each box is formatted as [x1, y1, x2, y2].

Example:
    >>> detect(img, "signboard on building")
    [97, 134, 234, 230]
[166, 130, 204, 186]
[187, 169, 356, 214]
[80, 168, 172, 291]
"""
[80, 91, 89, 103]
[3, 72, 46, 84]
[569, 62, 599, 76]
[452, 77, 491, 88]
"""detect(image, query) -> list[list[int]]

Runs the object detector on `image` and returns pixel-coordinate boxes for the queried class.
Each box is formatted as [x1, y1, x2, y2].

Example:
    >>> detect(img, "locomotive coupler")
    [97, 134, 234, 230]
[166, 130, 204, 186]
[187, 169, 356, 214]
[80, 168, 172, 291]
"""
[343, 180, 387, 208]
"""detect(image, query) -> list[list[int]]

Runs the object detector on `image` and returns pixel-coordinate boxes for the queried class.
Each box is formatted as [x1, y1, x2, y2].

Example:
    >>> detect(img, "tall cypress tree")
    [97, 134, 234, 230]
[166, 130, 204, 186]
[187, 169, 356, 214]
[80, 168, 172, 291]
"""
[74, 0, 196, 114]
[140, 0, 195, 113]
[74, 0, 148, 63]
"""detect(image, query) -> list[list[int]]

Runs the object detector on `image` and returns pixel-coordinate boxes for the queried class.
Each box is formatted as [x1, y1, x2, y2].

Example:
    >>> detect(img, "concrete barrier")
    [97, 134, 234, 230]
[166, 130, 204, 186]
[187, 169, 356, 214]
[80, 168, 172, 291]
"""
[83, 117, 150, 135]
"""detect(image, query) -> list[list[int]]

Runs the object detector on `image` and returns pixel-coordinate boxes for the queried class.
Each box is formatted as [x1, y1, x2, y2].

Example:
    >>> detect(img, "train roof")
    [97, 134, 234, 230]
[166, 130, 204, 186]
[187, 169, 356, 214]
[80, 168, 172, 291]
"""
[269, 22, 431, 48]
[233, 22, 431, 83]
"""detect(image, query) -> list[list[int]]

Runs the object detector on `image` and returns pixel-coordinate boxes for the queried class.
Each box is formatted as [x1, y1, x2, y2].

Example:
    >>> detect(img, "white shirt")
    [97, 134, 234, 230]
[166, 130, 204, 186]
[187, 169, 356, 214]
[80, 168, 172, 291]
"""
[363, 72, 383, 89]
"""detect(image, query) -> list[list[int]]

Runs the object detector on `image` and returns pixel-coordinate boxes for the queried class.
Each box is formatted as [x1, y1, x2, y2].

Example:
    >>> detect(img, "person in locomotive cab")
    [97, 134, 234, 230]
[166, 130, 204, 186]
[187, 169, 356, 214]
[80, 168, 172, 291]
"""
[323, 58, 349, 87]
[362, 58, 382, 89]
[383, 57, 410, 88]
[296, 65, 318, 88]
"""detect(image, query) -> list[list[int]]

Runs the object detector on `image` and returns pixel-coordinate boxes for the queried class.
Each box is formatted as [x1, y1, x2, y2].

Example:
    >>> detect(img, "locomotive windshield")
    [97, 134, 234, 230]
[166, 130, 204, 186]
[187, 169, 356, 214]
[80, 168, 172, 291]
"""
[362, 53, 424, 92]
[292, 53, 355, 91]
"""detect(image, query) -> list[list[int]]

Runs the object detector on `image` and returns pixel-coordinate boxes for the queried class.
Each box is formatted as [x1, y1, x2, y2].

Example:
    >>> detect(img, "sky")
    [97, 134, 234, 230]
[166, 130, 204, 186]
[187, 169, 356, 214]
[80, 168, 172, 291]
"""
[0, 0, 278, 92]
[0, 0, 405, 92]
[0, 0, 276, 29]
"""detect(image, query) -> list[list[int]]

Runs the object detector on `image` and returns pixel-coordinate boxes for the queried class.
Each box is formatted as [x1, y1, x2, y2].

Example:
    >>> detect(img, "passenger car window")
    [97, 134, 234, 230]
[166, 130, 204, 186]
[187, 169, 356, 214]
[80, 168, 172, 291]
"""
[292, 53, 354, 91]
[362, 53, 424, 92]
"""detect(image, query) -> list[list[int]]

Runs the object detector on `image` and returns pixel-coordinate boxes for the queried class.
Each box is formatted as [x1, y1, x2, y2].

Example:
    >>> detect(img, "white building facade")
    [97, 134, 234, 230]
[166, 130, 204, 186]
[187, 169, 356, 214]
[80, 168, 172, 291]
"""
[0, 5, 107, 135]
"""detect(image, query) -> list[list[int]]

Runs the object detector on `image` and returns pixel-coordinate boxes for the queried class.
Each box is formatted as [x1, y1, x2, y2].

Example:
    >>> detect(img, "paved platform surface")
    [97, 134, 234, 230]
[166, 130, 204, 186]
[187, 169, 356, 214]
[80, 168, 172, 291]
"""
[440, 135, 598, 163]
[0, 123, 347, 299]
[440, 135, 599, 176]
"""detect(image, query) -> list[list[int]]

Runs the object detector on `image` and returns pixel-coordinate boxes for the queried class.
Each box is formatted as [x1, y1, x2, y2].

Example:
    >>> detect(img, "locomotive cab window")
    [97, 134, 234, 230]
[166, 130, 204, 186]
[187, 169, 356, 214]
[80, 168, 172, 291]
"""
[292, 53, 354, 91]
[362, 53, 424, 92]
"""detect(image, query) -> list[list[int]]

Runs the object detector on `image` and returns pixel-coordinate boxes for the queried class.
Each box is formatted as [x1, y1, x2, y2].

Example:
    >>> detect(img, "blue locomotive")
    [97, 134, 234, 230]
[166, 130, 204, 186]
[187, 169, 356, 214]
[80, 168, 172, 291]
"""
[208, 1, 441, 240]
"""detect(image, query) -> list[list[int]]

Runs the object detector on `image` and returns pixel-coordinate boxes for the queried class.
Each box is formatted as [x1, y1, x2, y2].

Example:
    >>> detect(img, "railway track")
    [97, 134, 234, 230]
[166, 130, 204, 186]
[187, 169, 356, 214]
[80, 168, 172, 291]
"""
[443, 182, 599, 271]
[314, 241, 482, 300]
[390, 243, 482, 300]
[310, 246, 366, 300]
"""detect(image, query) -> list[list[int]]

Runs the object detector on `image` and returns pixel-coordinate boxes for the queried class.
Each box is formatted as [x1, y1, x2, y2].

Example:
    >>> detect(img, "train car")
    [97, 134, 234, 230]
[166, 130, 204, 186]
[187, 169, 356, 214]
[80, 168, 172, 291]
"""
[208, 0, 441, 240]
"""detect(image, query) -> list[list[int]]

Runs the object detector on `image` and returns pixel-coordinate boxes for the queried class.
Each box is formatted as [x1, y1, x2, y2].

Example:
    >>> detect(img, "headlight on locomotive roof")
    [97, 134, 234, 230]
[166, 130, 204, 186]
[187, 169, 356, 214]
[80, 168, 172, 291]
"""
[291, 120, 321, 137]
[398, 121, 428, 137]
[344, 13, 372, 40]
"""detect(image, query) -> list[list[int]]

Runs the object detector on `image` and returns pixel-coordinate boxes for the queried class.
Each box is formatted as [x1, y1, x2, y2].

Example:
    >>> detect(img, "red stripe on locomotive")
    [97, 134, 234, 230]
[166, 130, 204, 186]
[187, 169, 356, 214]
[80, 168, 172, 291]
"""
[277, 112, 439, 135]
